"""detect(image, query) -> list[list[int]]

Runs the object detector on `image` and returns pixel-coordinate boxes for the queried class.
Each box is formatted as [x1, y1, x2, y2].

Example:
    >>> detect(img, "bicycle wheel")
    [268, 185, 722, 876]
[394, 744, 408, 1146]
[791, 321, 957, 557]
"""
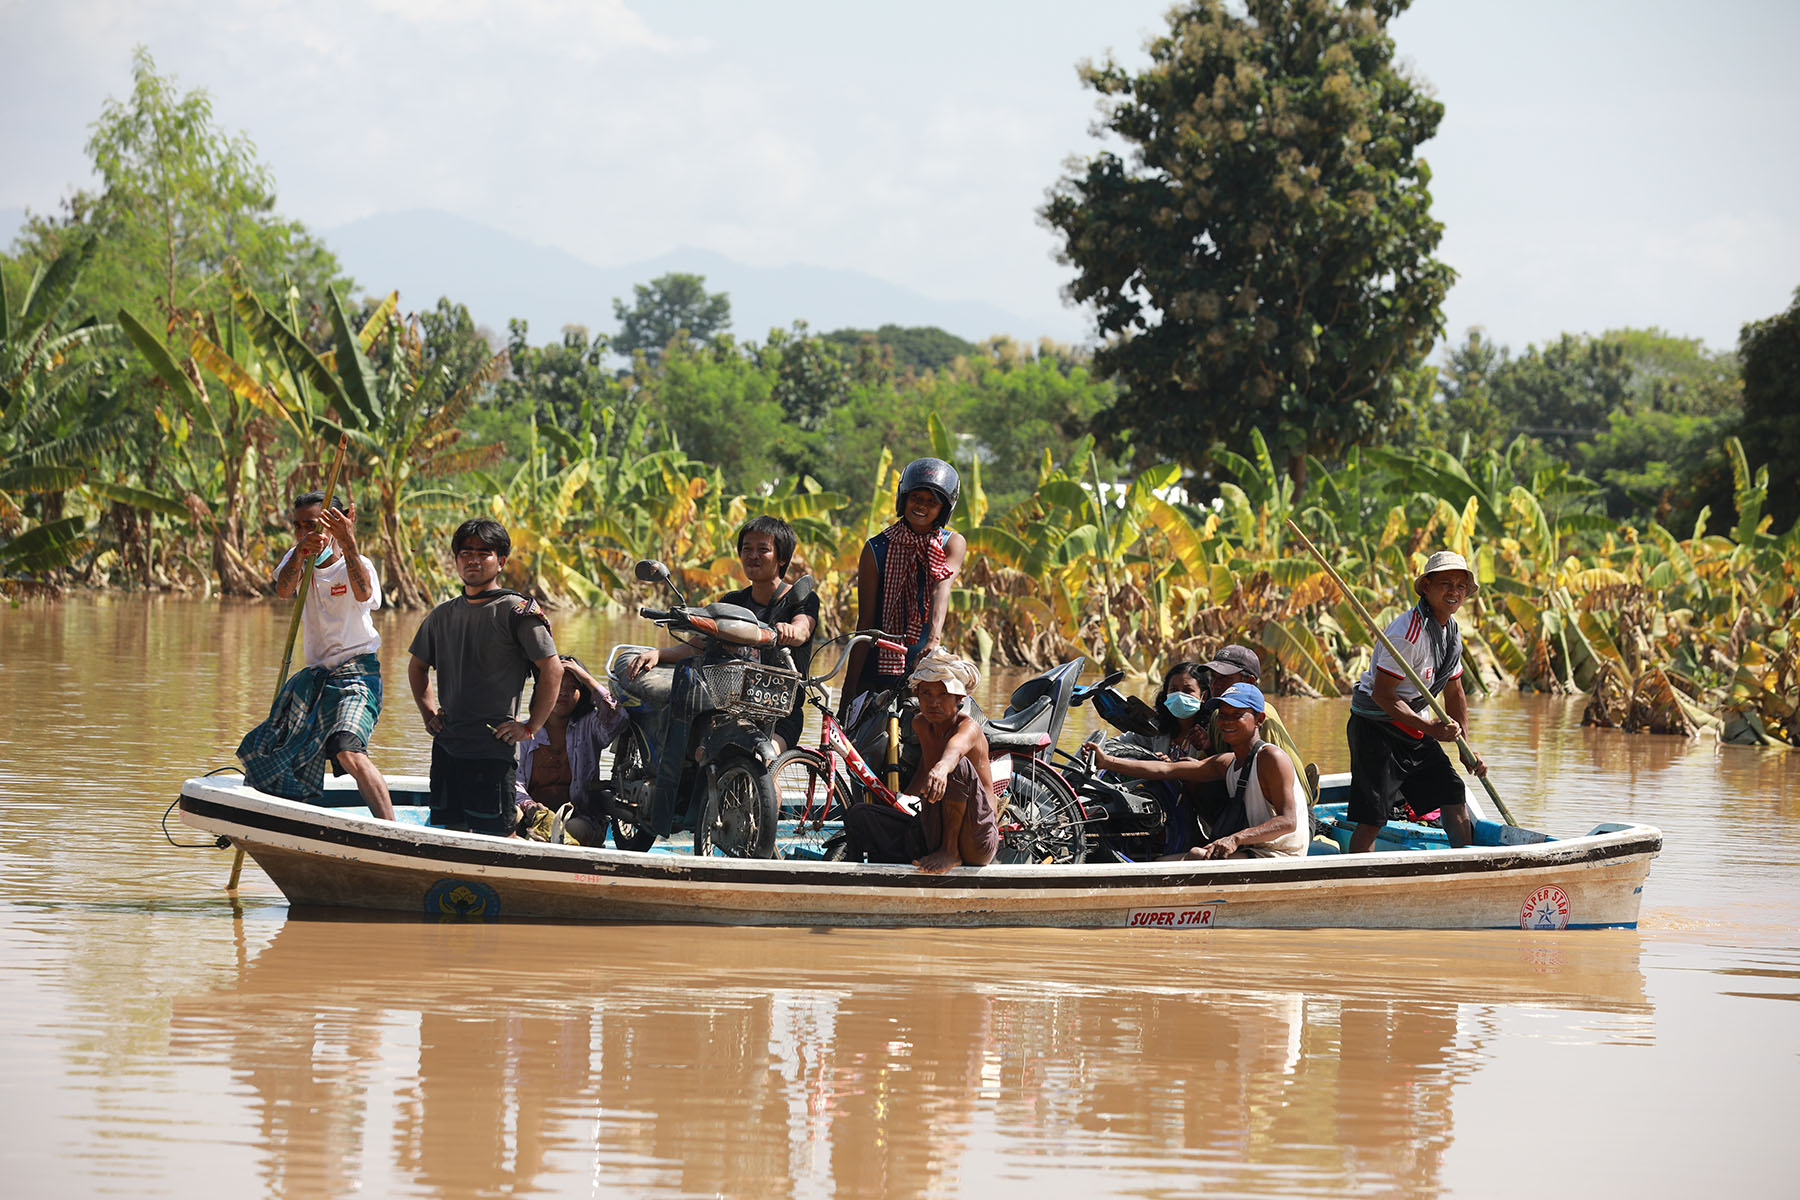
[994, 757, 1090, 865]
[695, 760, 779, 858]
[608, 724, 659, 852]
[772, 747, 851, 860]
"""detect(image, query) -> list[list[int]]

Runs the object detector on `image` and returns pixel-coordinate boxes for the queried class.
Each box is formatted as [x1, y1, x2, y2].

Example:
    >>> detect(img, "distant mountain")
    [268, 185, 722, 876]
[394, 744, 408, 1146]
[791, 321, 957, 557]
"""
[321, 209, 1075, 347]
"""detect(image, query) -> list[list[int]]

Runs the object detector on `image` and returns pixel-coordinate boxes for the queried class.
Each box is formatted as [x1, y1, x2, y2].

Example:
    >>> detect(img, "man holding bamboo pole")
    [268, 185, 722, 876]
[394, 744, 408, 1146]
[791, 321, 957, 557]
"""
[237, 488, 395, 819]
[1345, 551, 1487, 852]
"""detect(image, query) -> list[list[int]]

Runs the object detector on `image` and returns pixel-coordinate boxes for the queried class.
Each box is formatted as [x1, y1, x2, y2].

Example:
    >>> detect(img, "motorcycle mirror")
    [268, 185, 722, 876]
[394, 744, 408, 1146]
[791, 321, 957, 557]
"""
[1099, 670, 1125, 690]
[634, 559, 669, 583]
[788, 574, 816, 605]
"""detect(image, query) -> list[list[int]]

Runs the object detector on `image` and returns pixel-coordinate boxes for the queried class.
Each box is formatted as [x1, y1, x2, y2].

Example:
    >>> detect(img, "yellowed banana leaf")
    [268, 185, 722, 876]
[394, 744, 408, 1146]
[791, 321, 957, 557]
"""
[1261, 618, 1340, 695]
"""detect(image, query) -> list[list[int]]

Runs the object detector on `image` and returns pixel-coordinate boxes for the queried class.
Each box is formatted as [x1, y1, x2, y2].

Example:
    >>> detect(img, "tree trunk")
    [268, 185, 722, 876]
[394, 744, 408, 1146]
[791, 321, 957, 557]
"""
[1286, 451, 1309, 498]
[211, 452, 268, 597]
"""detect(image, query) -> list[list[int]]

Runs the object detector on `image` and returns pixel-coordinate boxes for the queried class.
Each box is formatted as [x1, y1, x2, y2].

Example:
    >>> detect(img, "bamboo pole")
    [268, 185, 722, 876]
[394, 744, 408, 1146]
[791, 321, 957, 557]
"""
[1285, 519, 1518, 827]
[228, 433, 351, 892]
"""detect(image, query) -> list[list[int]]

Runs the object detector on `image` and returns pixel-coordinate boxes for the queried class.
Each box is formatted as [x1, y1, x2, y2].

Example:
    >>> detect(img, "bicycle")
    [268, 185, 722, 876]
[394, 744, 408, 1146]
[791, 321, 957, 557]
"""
[771, 633, 1091, 863]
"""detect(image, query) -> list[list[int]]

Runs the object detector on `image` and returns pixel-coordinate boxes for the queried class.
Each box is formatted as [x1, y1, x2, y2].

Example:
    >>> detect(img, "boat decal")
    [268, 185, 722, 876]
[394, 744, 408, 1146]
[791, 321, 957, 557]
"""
[424, 877, 501, 921]
[1520, 884, 1571, 930]
[1126, 905, 1218, 929]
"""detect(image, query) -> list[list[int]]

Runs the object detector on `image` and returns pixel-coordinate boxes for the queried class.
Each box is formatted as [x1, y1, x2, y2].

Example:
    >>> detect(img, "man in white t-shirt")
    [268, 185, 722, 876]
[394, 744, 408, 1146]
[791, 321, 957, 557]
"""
[245, 490, 394, 817]
[1344, 550, 1488, 851]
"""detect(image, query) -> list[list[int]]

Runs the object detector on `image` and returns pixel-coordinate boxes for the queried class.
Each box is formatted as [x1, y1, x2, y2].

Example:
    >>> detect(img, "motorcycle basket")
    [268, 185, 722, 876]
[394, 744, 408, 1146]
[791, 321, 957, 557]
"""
[692, 659, 799, 720]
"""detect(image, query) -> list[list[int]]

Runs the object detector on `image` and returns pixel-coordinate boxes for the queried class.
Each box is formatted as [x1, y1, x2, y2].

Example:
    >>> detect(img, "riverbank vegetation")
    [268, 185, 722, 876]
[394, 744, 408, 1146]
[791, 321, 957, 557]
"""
[3, 28, 1796, 749]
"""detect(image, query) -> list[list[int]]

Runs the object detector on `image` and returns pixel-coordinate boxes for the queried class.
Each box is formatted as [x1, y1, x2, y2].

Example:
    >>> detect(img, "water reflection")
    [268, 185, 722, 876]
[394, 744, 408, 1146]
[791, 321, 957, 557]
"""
[169, 919, 1651, 1199]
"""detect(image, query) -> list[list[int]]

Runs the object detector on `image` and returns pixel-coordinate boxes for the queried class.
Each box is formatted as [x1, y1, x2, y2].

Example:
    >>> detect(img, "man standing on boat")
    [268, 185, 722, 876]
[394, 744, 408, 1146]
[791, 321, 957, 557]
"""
[1345, 551, 1488, 851]
[238, 490, 395, 819]
[408, 519, 563, 837]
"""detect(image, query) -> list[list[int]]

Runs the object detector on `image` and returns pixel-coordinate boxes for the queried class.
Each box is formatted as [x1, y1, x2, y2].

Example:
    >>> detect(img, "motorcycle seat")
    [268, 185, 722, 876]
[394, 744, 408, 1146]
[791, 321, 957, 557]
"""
[983, 694, 1050, 735]
[614, 658, 675, 708]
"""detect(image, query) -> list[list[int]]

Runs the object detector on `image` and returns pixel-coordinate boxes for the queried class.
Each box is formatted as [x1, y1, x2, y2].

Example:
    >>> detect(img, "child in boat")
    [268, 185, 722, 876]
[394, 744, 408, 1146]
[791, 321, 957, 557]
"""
[513, 655, 625, 844]
[839, 457, 968, 722]
[1345, 550, 1488, 851]
[842, 649, 998, 873]
[1086, 683, 1309, 859]
[407, 519, 563, 837]
[238, 489, 395, 819]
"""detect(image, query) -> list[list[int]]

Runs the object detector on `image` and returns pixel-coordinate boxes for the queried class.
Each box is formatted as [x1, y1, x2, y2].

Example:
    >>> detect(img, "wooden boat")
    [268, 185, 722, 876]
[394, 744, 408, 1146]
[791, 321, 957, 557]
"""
[177, 769, 1661, 930]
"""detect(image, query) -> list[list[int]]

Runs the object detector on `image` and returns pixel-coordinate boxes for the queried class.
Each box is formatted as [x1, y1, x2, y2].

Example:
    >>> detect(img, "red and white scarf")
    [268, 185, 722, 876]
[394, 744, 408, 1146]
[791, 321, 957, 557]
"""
[877, 521, 953, 675]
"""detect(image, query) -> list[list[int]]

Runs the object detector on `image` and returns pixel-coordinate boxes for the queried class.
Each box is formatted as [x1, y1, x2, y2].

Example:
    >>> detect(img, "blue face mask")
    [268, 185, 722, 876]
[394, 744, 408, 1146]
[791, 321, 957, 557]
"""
[1163, 691, 1204, 720]
[314, 546, 334, 567]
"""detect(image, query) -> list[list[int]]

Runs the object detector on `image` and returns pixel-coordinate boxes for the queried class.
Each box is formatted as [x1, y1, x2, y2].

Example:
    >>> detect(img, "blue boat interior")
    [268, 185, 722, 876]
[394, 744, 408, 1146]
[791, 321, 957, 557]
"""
[298, 774, 1554, 858]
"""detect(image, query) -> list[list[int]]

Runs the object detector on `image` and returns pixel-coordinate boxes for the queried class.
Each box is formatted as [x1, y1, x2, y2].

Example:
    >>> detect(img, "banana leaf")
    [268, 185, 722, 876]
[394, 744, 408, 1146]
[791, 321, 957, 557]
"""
[85, 480, 189, 519]
[1260, 618, 1340, 695]
[326, 288, 382, 429]
[0, 515, 92, 571]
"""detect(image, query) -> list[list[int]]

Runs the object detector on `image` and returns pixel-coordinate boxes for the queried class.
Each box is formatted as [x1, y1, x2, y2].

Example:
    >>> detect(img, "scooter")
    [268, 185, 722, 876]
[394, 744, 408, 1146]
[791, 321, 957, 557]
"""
[1057, 670, 1180, 861]
[602, 559, 806, 857]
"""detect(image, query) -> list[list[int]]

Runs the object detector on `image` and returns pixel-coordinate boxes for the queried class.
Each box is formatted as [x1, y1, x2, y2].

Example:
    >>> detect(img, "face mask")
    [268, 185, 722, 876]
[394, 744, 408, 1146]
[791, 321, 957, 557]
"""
[314, 546, 334, 567]
[1163, 692, 1204, 720]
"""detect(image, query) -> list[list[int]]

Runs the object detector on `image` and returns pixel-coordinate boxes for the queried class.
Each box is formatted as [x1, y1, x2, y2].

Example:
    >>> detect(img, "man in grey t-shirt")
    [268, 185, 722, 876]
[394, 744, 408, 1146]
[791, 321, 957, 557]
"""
[408, 519, 563, 835]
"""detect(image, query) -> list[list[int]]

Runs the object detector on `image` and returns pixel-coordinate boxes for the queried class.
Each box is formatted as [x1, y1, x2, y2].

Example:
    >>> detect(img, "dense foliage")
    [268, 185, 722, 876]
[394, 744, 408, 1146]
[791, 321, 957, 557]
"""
[1042, 0, 1451, 490]
[3, 37, 1797, 751]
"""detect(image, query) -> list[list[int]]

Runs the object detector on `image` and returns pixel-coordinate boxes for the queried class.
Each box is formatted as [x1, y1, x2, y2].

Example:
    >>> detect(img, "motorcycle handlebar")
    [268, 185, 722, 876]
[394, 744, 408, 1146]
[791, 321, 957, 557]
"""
[639, 606, 673, 622]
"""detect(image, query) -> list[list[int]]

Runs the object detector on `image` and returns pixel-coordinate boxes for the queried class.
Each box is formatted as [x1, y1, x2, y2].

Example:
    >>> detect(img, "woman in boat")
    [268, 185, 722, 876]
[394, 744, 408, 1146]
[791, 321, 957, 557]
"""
[839, 457, 967, 722]
[514, 656, 623, 843]
[1086, 683, 1308, 860]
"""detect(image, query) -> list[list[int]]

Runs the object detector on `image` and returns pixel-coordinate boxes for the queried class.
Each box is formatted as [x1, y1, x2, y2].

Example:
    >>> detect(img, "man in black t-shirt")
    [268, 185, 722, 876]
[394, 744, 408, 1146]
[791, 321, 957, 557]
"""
[408, 519, 562, 835]
[630, 515, 818, 748]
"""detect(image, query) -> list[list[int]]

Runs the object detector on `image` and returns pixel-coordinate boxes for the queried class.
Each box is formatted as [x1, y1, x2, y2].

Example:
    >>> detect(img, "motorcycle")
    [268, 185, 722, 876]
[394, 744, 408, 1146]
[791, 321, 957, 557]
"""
[1057, 670, 1182, 861]
[602, 559, 806, 858]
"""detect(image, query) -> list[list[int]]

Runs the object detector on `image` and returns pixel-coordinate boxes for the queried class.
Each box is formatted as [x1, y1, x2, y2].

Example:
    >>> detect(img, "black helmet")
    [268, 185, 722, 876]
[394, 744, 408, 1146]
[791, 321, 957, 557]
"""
[896, 457, 961, 527]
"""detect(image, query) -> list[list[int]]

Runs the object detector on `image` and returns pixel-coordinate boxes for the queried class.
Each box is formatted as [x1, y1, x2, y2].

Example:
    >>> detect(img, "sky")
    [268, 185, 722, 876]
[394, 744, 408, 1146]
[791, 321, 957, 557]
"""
[2, 0, 1796, 355]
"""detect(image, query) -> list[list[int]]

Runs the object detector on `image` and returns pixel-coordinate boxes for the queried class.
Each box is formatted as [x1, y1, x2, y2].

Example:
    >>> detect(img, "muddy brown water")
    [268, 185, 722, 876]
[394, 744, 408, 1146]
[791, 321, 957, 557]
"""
[1, 597, 1795, 1198]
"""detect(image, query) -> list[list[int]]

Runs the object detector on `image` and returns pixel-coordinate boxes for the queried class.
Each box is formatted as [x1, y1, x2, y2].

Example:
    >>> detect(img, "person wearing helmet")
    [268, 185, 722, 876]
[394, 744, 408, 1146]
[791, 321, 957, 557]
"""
[840, 457, 968, 719]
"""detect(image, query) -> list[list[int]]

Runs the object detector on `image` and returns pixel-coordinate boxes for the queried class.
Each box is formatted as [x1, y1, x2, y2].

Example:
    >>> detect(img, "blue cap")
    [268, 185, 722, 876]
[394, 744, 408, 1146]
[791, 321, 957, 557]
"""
[1216, 682, 1266, 714]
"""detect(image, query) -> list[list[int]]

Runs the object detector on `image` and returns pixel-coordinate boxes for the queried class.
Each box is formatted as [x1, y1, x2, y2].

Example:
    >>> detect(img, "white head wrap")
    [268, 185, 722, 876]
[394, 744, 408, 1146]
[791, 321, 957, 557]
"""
[908, 647, 980, 696]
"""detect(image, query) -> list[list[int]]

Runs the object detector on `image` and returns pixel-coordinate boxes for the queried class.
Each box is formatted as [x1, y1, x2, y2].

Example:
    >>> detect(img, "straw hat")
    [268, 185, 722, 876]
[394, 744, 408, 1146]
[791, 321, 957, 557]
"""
[1414, 550, 1478, 596]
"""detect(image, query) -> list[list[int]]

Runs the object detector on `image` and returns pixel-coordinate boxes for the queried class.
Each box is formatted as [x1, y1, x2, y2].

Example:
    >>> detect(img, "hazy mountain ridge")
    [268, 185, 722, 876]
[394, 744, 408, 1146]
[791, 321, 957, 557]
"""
[321, 210, 1076, 346]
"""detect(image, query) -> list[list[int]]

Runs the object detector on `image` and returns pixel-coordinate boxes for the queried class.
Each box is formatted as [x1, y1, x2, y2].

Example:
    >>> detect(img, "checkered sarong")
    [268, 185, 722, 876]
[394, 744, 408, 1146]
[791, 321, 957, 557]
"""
[237, 653, 382, 800]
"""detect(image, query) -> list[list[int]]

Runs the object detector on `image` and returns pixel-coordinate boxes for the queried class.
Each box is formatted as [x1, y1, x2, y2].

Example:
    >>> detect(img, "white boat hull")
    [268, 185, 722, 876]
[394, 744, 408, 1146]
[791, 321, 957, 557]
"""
[180, 775, 1660, 931]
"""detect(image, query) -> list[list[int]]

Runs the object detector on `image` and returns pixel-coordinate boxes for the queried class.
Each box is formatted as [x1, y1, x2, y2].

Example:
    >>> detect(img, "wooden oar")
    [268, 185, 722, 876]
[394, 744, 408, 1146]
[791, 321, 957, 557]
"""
[1284, 519, 1518, 827]
[228, 433, 351, 893]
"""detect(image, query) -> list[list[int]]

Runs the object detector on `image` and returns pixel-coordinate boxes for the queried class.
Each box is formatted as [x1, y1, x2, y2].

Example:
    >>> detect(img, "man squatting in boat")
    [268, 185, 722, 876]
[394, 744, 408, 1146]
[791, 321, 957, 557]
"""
[407, 519, 564, 836]
[842, 649, 1000, 873]
[1345, 550, 1489, 851]
[237, 489, 396, 820]
[1085, 682, 1309, 859]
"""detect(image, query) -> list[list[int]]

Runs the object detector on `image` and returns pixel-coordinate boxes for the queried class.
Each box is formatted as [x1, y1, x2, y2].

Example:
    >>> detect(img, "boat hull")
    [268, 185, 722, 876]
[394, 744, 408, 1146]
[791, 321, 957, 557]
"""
[180, 776, 1660, 931]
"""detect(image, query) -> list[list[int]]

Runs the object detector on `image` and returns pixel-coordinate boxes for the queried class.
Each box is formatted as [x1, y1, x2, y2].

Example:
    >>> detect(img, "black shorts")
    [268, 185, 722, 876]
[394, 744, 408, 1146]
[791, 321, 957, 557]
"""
[429, 742, 518, 835]
[1345, 713, 1465, 826]
[324, 731, 367, 776]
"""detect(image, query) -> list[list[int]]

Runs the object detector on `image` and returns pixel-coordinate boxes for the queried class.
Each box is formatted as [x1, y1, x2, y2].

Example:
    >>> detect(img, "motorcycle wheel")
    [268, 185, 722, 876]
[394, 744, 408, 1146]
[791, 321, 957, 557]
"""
[607, 724, 659, 852]
[994, 757, 1090, 865]
[694, 760, 779, 858]
[771, 748, 850, 861]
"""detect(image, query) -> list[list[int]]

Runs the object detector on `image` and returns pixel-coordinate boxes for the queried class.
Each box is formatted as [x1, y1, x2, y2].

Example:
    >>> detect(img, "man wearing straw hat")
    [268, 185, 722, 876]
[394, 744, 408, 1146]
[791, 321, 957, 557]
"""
[238, 490, 394, 819]
[1345, 550, 1488, 852]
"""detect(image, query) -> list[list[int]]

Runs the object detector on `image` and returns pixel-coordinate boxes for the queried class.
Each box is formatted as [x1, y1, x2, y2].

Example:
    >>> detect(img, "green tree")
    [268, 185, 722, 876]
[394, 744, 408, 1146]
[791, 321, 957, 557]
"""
[611, 273, 731, 365]
[1738, 286, 1800, 530]
[637, 338, 786, 494]
[820, 325, 977, 374]
[1042, 0, 1451, 490]
[14, 47, 345, 336]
